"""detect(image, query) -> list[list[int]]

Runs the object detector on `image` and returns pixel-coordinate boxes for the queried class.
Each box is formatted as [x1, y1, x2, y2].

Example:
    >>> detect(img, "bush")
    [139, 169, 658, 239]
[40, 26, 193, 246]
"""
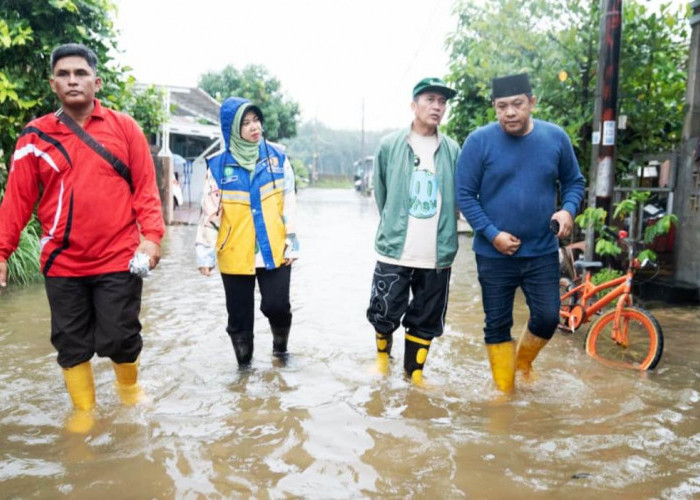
[7, 217, 42, 285]
[575, 190, 678, 264]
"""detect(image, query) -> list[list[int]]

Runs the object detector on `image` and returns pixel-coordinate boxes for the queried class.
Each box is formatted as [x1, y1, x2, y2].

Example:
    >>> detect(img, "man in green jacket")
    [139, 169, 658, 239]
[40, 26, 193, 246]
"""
[367, 77, 460, 385]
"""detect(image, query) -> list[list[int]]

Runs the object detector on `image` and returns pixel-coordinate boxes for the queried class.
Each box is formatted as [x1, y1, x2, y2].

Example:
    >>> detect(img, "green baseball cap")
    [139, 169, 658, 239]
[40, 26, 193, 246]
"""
[412, 77, 457, 99]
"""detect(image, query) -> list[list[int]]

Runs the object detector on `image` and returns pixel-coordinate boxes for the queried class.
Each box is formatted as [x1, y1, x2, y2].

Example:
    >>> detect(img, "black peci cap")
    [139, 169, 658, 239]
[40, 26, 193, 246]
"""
[491, 73, 532, 99]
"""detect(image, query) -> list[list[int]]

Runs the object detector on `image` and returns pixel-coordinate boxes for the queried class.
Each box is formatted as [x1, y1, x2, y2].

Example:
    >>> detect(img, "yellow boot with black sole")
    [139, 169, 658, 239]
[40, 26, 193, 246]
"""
[62, 361, 96, 434]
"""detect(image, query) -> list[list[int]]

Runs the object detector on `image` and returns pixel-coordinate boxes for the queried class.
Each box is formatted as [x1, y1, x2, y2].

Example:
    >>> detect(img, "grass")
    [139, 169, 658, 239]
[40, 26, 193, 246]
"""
[7, 217, 43, 285]
[309, 178, 354, 189]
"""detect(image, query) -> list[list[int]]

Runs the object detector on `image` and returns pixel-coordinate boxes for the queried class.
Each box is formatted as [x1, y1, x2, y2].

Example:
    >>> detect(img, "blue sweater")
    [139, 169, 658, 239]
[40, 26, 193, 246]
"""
[456, 119, 585, 258]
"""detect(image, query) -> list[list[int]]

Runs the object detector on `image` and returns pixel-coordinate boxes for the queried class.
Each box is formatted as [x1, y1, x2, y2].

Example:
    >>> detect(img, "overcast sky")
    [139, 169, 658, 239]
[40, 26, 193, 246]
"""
[113, 0, 687, 132]
[114, 0, 455, 131]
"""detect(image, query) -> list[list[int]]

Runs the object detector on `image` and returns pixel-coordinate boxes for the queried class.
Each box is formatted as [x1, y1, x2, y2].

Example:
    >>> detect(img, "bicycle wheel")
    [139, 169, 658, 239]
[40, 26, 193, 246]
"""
[584, 306, 664, 370]
[558, 277, 578, 331]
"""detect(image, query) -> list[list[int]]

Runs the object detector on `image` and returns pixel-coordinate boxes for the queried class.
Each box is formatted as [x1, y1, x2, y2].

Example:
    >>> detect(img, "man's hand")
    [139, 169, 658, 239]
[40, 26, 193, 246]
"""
[0, 260, 7, 292]
[198, 267, 212, 276]
[493, 231, 521, 256]
[283, 258, 297, 266]
[550, 210, 574, 239]
[136, 239, 161, 269]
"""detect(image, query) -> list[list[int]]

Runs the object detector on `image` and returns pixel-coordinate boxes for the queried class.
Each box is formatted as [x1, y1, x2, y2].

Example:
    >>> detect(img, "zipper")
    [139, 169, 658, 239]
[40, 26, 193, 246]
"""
[218, 226, 232, 251]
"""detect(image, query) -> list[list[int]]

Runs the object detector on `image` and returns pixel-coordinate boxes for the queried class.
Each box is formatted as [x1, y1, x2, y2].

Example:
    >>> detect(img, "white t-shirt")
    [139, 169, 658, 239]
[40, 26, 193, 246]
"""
[377, 131, 440, 269]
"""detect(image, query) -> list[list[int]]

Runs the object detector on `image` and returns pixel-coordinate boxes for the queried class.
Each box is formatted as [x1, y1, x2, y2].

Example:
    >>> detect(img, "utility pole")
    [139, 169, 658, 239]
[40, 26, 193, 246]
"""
[360, 97, 366, 162]
[313, 120, 320, 184]
[586, 0, 623, 259]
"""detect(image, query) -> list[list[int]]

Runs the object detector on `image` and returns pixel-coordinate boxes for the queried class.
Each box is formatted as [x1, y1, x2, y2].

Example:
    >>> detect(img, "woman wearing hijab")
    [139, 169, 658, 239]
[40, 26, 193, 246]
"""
[196, 97, 299, 367]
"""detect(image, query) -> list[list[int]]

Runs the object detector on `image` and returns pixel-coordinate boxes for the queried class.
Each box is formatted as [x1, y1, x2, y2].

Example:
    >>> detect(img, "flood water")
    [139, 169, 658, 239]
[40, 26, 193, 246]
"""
[1, 188, 699, 499]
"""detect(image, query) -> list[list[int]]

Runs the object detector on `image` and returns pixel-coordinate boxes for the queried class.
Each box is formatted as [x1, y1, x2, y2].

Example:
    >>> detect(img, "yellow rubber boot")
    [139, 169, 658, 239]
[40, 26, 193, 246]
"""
[112, 359, 144, 406]
[374, 332, 393, 375]
[515, 328, 549, 382]
[405, 334, 431, 387]
[486, 341, 516, 394]
[62, 361, 96, 434]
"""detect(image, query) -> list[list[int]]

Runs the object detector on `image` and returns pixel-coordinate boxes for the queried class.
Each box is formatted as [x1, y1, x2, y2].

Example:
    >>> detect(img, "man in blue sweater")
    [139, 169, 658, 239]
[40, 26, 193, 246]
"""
[456, 73, 585, 393]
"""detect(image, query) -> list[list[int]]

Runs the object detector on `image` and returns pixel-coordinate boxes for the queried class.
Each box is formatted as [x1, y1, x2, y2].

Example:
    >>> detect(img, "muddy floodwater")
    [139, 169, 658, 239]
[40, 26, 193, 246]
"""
[1, 188, 699, 499]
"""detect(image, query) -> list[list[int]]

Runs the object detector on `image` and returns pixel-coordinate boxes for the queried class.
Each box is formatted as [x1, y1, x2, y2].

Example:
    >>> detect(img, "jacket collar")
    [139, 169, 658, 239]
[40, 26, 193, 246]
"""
[403, 123, 445, 145]
[53, 98, 106, 123]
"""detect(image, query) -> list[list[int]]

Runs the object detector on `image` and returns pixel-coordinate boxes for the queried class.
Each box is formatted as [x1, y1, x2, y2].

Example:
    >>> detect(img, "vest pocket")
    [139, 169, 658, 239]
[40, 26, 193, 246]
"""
[218, 226, 232, 251]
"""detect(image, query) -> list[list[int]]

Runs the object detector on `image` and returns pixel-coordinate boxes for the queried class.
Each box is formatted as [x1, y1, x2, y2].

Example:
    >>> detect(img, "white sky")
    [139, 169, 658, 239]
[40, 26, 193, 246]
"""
[114, 0, 455, 131]
[113, 0, 687, 132]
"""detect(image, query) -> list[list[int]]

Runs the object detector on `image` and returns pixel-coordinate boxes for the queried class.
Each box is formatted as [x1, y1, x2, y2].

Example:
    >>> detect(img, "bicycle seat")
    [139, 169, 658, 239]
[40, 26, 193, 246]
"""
[574, 260, 603, 271]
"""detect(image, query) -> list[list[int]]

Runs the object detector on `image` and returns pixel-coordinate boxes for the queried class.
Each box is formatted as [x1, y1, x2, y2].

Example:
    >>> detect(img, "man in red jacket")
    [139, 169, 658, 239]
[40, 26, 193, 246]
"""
[0, 43, 164, 433]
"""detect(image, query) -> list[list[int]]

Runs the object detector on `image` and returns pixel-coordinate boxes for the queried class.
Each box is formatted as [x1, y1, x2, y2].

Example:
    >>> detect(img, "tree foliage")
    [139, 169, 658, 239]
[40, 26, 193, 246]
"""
[122, 81, 168, 137]
[285, 121, 392, 178]
[615, 1, 688, 177]
[445, 0, 688, 178]
[199, 64, 300, 142]
[0, 0, 167, 193]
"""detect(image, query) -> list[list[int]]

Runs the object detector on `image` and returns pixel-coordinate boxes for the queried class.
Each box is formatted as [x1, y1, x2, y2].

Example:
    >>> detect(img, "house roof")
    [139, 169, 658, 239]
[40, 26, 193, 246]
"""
[139, 84, 222, 138]
[167, 86, 220, 125]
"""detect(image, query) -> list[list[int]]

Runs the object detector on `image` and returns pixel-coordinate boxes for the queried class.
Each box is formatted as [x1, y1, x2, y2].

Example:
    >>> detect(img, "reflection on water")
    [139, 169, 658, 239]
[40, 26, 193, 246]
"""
[1, 188, 699, 498]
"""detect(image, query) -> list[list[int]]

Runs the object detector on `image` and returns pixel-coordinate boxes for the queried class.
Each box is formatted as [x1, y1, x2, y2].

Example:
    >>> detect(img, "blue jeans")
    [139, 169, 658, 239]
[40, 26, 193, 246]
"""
[475, 252, 560, 344]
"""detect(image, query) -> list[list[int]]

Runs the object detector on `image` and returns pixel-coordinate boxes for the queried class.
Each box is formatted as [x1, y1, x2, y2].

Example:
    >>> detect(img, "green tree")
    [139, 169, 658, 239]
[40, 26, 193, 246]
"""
[285, 120, 392, 179]
[121, 80, 168, 137]
[445, 0, 688, 178]
[290, 158, 309, 189]
[199, 64, 300, 142]
[0, 0, 167, 192]
[615, 1, 688, 178]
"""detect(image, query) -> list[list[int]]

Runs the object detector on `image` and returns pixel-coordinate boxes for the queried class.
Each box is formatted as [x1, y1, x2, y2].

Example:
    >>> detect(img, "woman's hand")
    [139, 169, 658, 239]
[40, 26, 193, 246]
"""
[198, 267, 213, 276]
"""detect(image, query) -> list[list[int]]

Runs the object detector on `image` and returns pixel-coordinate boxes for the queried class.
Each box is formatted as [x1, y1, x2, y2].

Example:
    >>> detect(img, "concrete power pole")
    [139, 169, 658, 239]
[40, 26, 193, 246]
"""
[586, 0, 623, 259]
[361, 98, 366, 162]
[674, 0, 700, 290]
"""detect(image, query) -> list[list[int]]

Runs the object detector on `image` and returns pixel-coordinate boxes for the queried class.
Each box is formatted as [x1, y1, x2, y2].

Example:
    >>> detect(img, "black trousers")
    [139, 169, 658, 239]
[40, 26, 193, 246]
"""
[221, 265, 292, 337]
[44, 272, 143, 368]
[366, 261, 451, 339]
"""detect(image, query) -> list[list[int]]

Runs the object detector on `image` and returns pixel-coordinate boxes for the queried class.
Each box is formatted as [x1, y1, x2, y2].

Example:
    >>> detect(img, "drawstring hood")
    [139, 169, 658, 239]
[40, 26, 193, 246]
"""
[262, 134, 277, 189]
[219, 97, 275, 187]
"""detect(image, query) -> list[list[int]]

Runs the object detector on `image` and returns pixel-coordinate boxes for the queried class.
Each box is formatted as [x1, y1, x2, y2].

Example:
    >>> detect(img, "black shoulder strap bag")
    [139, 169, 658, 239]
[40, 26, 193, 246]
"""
[55, 108, 134, 192]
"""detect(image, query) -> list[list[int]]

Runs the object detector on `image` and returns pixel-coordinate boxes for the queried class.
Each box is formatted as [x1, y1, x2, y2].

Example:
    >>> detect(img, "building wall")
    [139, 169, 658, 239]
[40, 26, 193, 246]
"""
[673, 139, 700, 287]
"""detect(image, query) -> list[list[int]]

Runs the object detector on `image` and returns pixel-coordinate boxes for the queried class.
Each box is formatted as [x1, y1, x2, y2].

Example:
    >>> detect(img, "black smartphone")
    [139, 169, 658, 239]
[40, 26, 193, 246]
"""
[549, 219, 560, 235]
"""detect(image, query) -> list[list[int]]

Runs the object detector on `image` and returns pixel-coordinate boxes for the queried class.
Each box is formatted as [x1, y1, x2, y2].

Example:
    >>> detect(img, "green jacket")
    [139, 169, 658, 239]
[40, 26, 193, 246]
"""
[373, 127, 461, 268]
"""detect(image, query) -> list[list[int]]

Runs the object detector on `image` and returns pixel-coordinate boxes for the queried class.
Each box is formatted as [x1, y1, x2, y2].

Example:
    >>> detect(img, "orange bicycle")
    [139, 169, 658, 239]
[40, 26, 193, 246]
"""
[558, 229, 664, 370]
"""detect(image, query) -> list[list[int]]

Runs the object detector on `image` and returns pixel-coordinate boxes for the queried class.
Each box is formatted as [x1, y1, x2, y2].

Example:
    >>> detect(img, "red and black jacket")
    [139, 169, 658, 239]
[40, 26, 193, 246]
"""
[0, 100, 164, 276]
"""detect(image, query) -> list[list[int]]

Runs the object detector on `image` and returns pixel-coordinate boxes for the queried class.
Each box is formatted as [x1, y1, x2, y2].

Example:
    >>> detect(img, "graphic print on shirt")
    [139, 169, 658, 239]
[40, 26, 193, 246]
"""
[408, 168, 438, 219]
